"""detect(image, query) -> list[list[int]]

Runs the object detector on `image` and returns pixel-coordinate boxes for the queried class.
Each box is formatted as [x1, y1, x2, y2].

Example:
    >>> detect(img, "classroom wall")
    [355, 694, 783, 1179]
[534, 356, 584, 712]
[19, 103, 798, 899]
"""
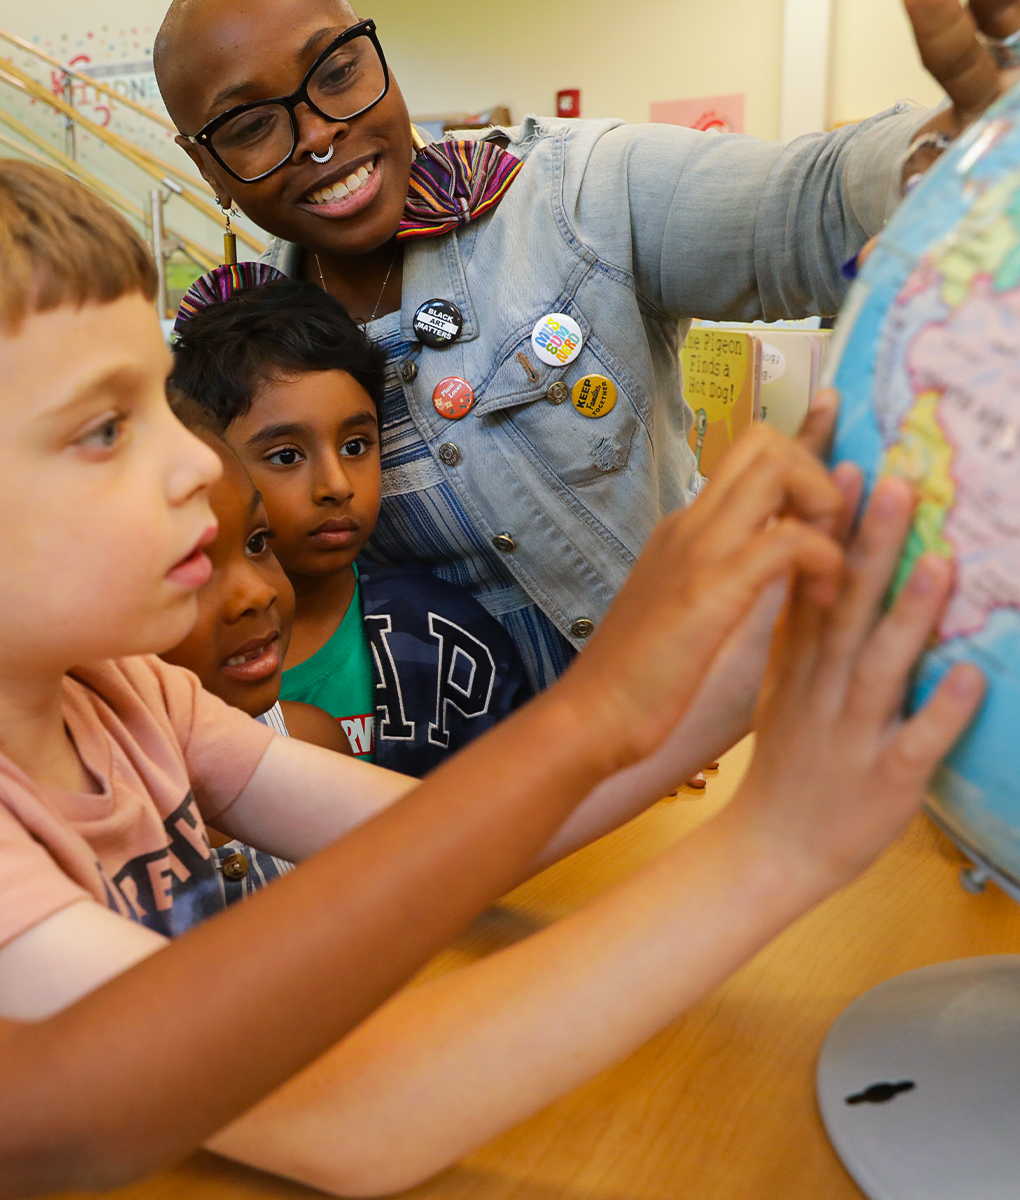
[375, 0, 945, 136]
[830, 0, 943, 125]
[371, 0, 786, 140]
[0, 0, 163, 97]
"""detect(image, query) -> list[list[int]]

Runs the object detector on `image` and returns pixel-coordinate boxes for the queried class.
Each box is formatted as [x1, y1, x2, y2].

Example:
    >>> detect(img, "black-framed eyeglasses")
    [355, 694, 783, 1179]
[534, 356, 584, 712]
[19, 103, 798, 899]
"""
[184, 19, 390, 184]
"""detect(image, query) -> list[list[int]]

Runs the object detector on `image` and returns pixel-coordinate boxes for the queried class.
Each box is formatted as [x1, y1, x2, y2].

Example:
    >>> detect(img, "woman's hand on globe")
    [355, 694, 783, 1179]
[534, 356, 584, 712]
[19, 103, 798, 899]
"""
[904, 0, 1020, 184]
[730, 474, 985, 893]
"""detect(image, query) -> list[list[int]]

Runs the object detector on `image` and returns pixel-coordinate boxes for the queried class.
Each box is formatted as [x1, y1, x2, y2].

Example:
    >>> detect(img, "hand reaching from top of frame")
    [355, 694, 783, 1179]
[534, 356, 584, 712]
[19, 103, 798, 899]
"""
[903, 0, 1020, 182]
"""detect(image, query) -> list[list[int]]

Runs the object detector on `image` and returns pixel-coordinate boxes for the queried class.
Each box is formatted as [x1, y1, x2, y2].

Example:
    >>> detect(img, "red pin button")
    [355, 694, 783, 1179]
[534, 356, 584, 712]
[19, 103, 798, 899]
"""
[432, 376, 475, 419]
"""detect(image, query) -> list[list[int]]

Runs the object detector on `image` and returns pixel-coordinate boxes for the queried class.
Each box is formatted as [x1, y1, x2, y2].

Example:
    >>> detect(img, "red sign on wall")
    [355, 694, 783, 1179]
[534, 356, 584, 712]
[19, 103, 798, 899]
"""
[650, 94, 746, 135]
[556, 89, 581, 119]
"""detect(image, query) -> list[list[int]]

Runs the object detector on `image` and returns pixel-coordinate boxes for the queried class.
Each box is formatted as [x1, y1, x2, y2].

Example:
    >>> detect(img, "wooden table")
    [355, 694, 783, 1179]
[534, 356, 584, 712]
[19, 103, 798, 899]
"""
[49, 739, 1020, 1200]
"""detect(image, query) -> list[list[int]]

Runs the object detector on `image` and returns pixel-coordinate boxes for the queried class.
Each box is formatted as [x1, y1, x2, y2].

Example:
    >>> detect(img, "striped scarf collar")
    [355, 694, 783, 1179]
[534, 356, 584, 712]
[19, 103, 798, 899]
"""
[175, 140, 522, 330]
[398, 139, 523, 240]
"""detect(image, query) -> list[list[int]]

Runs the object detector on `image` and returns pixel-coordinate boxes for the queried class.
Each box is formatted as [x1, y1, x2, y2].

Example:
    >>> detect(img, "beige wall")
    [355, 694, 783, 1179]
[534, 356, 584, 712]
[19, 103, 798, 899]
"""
[830, 0, 942, 125]
[372, 0, 786, 141]
[343, 0, 944, 140]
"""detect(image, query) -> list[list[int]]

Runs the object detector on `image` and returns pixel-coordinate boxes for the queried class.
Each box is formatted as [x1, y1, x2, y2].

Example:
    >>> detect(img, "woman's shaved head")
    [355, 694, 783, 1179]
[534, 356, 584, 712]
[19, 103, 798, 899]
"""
[154, 0, 359, 129]
[152, 0, 412, 260]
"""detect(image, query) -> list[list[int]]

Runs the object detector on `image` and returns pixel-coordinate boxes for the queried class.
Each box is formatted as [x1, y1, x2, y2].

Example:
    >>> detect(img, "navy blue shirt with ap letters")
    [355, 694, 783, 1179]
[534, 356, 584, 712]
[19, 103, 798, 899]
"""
[358, 560, 532, 778]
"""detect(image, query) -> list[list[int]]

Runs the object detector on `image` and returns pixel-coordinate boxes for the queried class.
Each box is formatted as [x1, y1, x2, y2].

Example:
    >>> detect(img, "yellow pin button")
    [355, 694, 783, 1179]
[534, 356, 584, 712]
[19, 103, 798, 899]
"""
[570, 374, 617, 418]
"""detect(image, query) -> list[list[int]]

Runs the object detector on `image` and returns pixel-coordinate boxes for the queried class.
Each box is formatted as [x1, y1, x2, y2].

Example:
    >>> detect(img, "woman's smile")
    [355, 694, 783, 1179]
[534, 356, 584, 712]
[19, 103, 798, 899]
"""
[299, 154, 383, 219]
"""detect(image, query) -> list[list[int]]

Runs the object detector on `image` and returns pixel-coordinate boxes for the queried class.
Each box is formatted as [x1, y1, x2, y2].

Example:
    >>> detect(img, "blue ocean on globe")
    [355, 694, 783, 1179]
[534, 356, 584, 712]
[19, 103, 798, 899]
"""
[829, 83, 1020, 887]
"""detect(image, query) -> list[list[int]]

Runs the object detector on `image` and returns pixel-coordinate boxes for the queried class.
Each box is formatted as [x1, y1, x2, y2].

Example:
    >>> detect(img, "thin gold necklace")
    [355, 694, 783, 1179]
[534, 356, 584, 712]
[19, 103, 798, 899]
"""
[315, 250, 397, 328]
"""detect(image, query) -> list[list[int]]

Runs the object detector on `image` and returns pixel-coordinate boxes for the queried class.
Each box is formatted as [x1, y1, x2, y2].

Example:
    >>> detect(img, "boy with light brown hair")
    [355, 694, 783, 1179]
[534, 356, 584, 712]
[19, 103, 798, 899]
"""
[0, 162, 982, 1198]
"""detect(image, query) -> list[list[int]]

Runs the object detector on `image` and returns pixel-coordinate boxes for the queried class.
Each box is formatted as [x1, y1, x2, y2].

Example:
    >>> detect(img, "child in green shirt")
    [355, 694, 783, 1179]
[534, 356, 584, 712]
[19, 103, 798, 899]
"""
[171, 271, 531, 772]
[278, 562, 375, 756]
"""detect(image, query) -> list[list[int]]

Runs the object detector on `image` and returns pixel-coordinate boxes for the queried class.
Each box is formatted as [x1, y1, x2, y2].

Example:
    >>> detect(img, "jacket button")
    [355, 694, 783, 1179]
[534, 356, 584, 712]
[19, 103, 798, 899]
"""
[438, 442, 461, 466]
[220, 851, 250, 881]
[492, 533, 516, 553]
[570, 618, 595, 639]
[401, 359, 419, 383]
[546, 380, 569, 404]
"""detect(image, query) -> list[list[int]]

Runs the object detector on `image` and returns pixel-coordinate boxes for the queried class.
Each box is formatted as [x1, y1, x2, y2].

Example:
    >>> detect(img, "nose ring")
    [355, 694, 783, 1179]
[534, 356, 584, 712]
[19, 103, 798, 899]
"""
[311, 144, 334, 164]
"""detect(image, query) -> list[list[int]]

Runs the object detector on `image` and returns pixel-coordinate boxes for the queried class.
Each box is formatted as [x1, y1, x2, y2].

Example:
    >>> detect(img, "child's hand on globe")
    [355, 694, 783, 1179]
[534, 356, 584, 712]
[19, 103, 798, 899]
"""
[557, 424, 850, 775]
[731, 474, 986, 893]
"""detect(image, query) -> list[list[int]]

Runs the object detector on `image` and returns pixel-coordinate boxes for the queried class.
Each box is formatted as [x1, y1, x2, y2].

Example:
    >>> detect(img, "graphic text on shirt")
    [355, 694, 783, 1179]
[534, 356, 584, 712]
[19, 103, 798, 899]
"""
[98, 793, 223, 937]
[339, 714, 376, 755]
[364, 611, 496, 750]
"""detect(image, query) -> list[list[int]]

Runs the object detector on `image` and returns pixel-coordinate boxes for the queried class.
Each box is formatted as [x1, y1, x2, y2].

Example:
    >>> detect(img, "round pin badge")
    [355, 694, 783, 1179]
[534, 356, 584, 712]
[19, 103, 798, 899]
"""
[531, 312, 583, 367]
[432, 376, 475, 419]
[571, 374, 617, 418]
[413, 298, 464, 348]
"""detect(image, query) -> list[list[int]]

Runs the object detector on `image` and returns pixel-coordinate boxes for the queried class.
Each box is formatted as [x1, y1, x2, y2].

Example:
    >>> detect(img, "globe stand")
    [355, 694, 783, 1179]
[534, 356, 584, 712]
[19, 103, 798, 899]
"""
[924, 804, 1020, 908]
[817, 954, 1020, 1199]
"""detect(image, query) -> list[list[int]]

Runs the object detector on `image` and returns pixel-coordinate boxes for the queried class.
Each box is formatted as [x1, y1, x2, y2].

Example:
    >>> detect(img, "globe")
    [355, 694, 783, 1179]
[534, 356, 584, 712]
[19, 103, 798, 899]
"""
[830, 84, 1020, 896]
[818, 83, 1020, 1200]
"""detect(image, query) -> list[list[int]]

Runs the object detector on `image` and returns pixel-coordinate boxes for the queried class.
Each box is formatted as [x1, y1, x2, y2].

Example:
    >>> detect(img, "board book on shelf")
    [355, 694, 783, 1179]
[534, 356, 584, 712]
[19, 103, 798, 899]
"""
[681, 327, 760, 478]
[682, 322, 832, 476]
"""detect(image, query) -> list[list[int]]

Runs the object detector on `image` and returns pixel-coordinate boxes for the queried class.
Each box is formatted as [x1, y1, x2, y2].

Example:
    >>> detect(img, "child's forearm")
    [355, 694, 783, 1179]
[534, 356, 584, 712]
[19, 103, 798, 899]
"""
[185, 458, 981, 1200]
[205, 801, 839, 1196]
[0, 428, 852, 1195]
[0, 690, 614, 1197]
[533, 582, 787, 870]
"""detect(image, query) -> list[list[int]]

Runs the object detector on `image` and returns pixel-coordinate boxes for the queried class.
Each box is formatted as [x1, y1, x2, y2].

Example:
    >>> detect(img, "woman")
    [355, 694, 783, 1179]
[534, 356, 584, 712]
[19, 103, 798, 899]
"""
[155, 0, 1015, 692]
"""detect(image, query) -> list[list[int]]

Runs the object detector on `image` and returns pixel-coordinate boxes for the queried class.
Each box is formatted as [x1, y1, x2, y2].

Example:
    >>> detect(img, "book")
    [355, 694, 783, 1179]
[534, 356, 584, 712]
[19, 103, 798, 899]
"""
[754, 329, 831, 437]
[680, 327, 761, 477]
[683, 323, 832, 471]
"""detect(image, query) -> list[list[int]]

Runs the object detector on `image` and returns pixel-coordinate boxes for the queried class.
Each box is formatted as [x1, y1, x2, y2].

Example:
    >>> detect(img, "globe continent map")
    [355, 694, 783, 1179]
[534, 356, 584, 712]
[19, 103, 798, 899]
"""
[830, 87, 1020, 889]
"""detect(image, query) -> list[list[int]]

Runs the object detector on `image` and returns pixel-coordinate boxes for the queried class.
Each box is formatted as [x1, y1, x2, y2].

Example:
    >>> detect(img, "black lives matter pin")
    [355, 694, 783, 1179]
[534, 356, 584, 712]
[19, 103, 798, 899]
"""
[413, 298, 464, 348]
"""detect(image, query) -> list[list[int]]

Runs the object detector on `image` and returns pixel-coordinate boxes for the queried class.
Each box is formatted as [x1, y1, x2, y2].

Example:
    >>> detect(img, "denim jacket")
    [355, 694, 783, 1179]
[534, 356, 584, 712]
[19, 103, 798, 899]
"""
[263, 106, 926, 644]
